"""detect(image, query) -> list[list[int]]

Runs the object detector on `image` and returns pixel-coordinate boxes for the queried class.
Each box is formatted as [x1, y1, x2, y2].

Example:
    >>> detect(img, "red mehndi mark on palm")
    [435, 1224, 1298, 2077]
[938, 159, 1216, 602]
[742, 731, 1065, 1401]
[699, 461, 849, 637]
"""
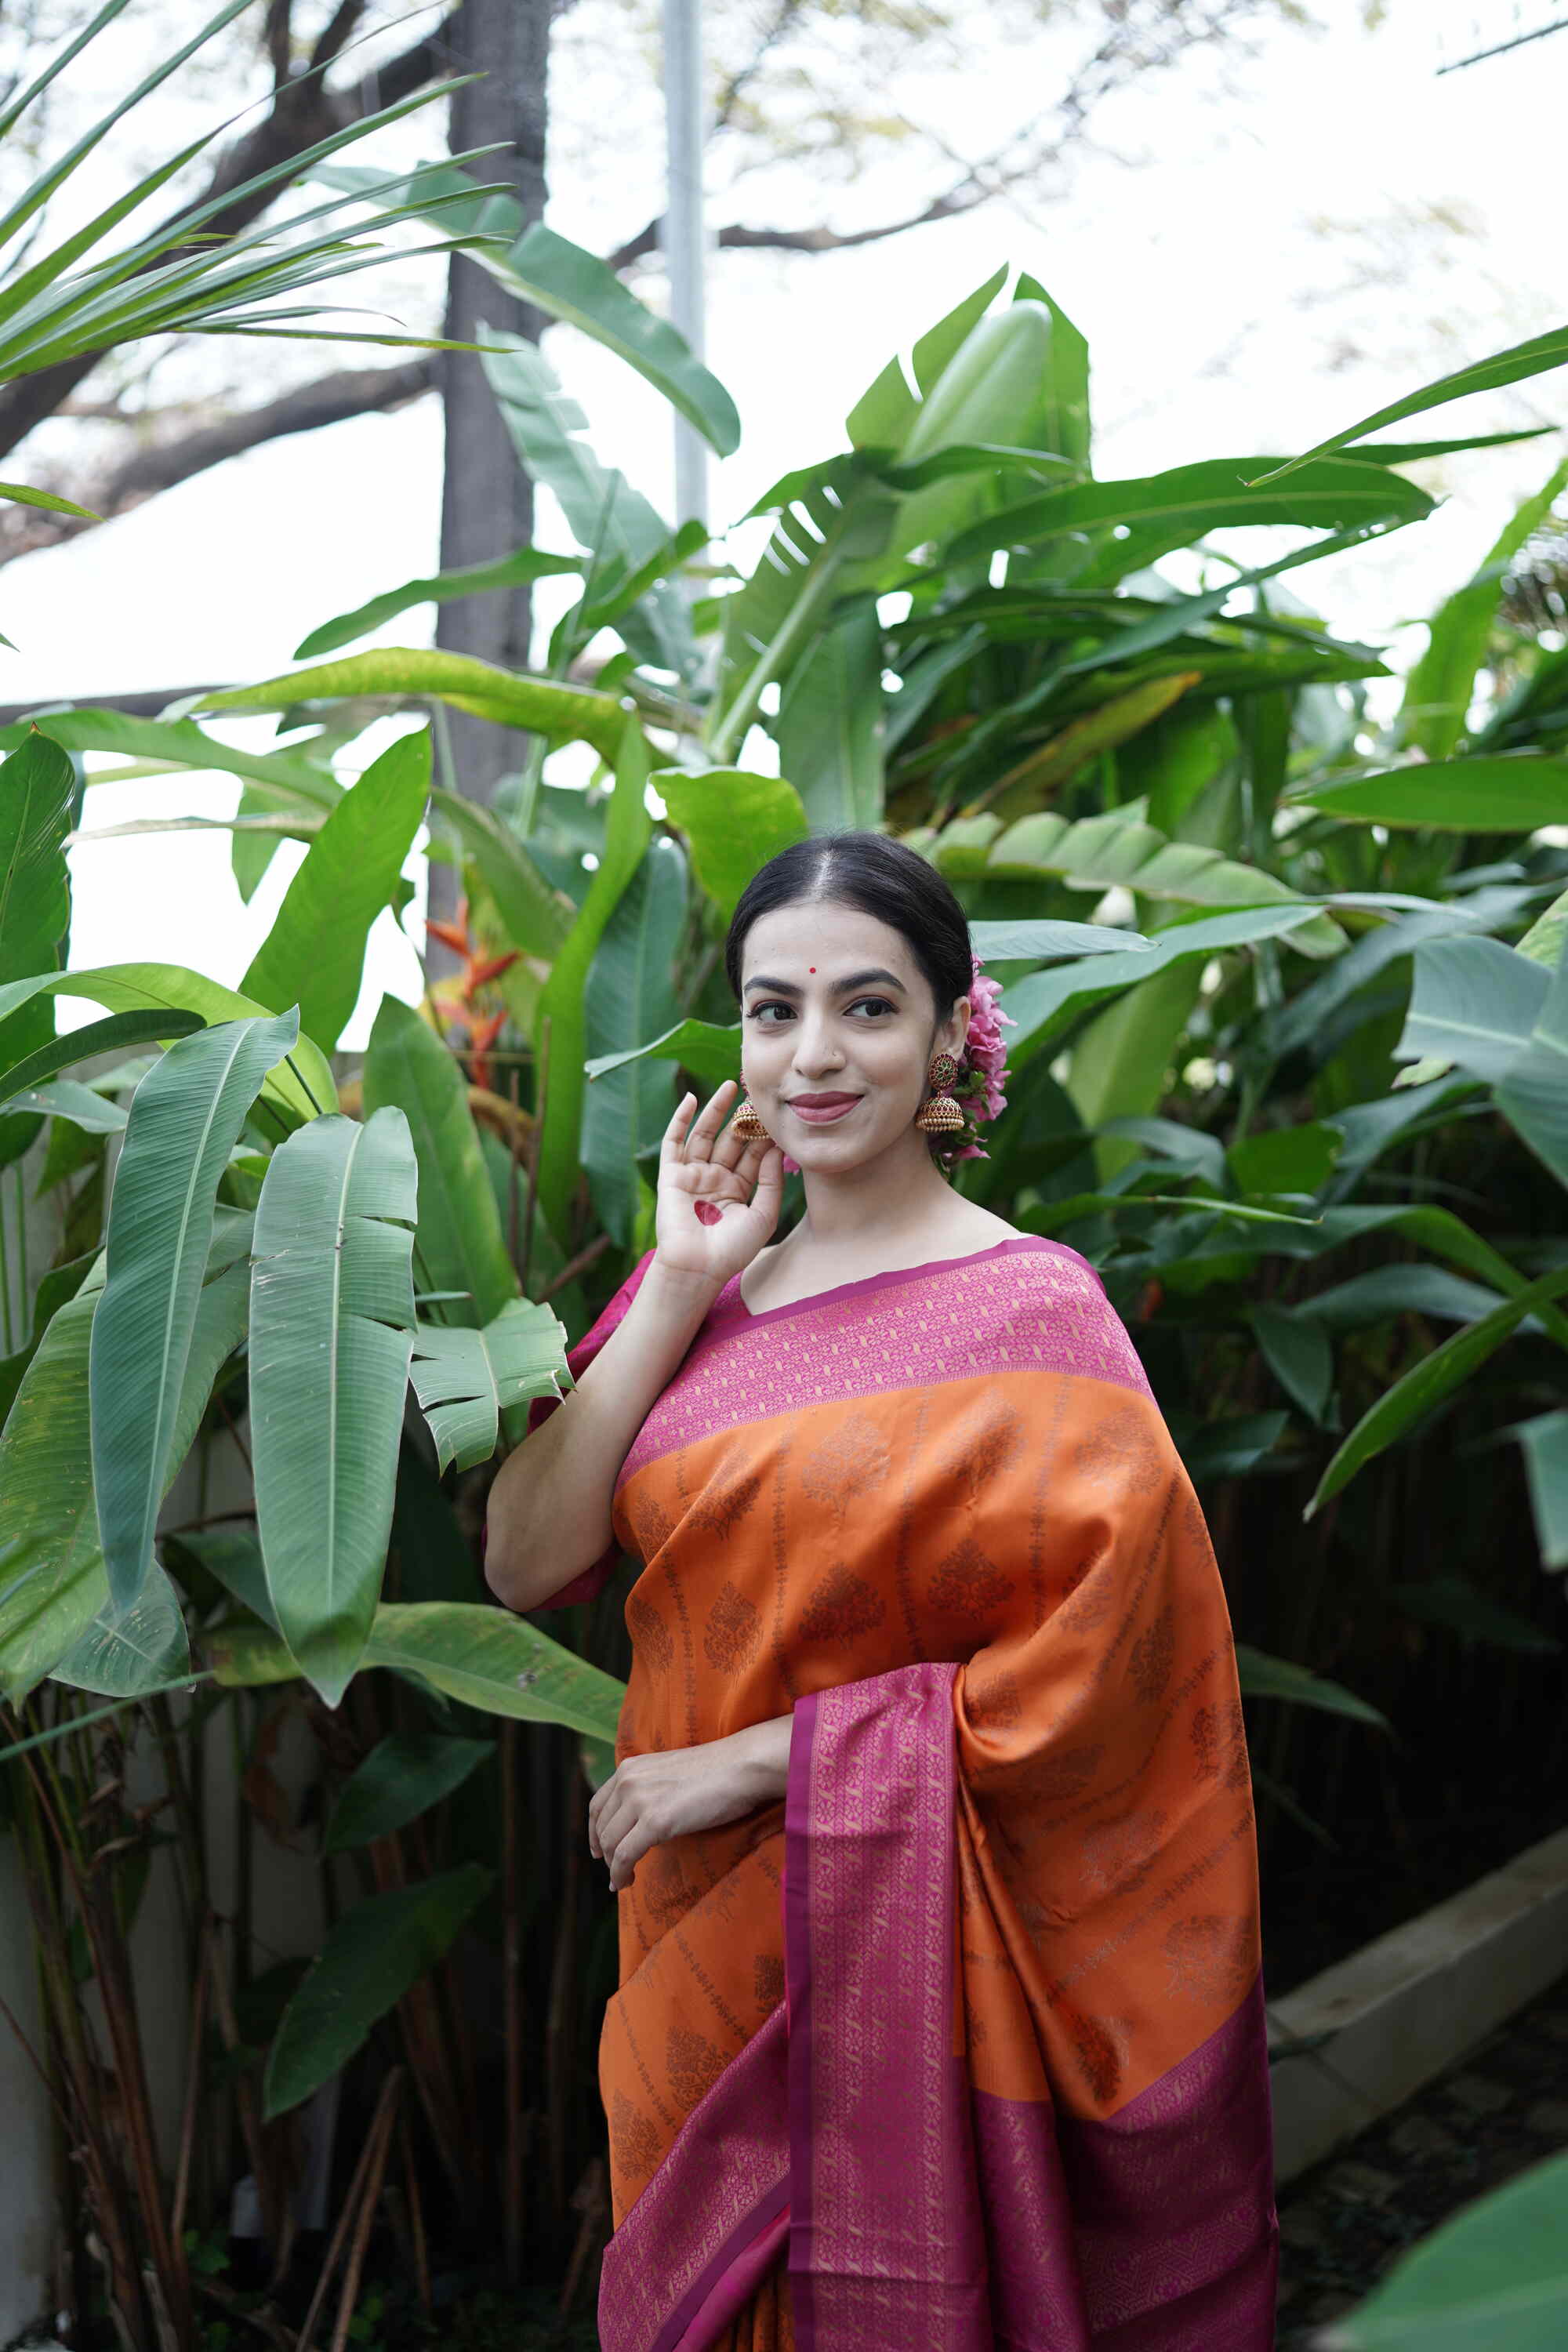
[695, 1199, 723, 1225]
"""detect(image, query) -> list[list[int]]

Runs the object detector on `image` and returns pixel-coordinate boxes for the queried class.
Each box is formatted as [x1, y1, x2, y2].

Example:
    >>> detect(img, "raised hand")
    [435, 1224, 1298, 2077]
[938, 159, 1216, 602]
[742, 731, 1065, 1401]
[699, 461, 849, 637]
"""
[655, 1079, 785, 1288]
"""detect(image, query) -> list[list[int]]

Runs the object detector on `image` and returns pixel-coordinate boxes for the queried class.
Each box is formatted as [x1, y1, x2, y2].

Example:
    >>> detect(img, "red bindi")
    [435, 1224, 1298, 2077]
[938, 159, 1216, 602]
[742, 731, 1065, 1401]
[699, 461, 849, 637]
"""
[808, 966, 815, 972]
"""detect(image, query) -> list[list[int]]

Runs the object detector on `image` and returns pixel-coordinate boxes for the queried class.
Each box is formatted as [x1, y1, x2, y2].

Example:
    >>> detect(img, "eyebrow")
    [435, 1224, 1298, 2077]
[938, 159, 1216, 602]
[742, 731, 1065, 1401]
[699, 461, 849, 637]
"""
[743, 967, 908, 999]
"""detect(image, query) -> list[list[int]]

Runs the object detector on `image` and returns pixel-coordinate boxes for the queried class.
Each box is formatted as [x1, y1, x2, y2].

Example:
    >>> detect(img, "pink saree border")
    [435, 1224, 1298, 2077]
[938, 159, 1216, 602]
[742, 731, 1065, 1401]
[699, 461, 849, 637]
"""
[597, 2002, 789, 2352]
[785, 1665, 991, 2350]
[717, 1233, 1098, 1326]
[619, 1240, 1152, 1487]
[786, 1668, 1277, 2352]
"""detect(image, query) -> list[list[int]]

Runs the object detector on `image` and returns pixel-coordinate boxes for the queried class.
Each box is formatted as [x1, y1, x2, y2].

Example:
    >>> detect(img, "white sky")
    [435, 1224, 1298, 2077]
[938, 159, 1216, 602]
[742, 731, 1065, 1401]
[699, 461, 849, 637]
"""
[9, 0, 1566, 1048]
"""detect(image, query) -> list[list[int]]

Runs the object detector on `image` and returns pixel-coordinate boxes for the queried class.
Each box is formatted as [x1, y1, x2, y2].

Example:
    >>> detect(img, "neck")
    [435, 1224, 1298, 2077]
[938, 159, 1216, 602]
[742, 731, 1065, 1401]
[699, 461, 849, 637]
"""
[794, 1131, 953, 1250]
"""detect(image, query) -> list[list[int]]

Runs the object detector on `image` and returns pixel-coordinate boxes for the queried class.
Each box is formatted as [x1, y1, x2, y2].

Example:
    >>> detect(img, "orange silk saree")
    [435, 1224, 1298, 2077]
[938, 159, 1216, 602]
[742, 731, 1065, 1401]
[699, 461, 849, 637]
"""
[518, 1235, 1277, 2351]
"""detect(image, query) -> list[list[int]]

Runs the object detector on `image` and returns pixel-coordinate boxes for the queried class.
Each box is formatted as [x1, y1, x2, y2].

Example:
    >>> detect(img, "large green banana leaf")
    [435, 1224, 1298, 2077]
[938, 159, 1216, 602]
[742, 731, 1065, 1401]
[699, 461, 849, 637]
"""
[1291, 756, 1568, 831]
[91, 1010, 299, 1613]
[535, 719, 652, 1239]
[478, 328, 698, 683]
[323, 1731, 492, 1855]
[0, 965, 334, 1120]
[1305, 1262, 1568, 1520]
[1247, 324, 1568, 486]
[194, 651, 627, 764]
[776, 601, 885, 830]
[310, 164, 739, 456]
[0, 1237, 251, 1703]
[4, 709, 341, 813]
[249, 1109, 418, 1707]
[0, 731, 74, 975]
[1402, 457, 1568, 760]
[652, 770, 808, 918]
[1517, 1410, 1568, 1571]
[1495, 933, 1568, 1192]
[1001, 903, 1336, 1069]
[263, 1865, 492, 2119]
[945, 454, 1432, 566]
[583, 837, 688, 1247]
[296, 546, 583, 661]
[1322, 2145, 1568, 2350]
[241, 728, 430, 1051]
[209, 1600, 628, 1736]
[409, 1296, 568, 1473]
[0, 1007, 202, 1112]
[361, 994, 518, 1330]
[913, 806, 1341, 949]
[1396, 933, 1549, 1083]
[709, 452, 898, 761]
[0, 731, 74, 1085]
[427, 787, 574, 960]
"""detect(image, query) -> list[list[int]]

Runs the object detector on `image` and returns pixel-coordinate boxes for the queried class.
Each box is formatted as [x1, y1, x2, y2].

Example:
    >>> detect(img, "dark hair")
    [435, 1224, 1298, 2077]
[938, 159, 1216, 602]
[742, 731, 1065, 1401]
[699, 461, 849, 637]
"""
[723, 832, 971, 1025]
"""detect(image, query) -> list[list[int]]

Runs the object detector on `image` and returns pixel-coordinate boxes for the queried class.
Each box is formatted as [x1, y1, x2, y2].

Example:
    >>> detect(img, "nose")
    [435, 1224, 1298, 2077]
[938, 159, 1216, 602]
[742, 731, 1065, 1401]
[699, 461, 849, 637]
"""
[791, 1004, 847, 1078]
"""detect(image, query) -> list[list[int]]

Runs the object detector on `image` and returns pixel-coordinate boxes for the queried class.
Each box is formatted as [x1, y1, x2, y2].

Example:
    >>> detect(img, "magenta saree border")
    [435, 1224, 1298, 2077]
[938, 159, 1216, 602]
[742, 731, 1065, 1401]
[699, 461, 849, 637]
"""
[718, 1233, 1098, 1327]
[785, 1665, 990, 2350]
[1057, 1973, 1278, 2350]
[619, 1241, 1152, 1486]
[597, 2003, 789, 2352]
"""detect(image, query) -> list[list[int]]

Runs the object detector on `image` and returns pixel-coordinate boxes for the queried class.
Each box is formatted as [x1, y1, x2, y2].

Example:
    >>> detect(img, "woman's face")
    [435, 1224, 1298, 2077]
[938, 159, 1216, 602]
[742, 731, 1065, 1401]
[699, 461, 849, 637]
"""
[738, 899, 970, 1171]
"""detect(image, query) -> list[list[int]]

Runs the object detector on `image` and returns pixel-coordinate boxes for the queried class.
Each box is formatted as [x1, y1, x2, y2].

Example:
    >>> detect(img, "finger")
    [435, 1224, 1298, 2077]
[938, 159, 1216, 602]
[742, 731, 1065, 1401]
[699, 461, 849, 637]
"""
[684, 1079, 738, 1162]
[750, 1142, 786, 1224]
[594, 1790, 631, 1867]
[587, 1780, 613, 1859]
[659, 1093, 697, 1171]
[609, 1817, 659, 1892]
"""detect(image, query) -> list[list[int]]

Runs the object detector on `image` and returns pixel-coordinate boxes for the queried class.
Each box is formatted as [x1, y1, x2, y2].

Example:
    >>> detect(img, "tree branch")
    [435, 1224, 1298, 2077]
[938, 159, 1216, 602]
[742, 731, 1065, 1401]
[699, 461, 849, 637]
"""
[0, 5, 462, 464]
[0, 357, 435, 566]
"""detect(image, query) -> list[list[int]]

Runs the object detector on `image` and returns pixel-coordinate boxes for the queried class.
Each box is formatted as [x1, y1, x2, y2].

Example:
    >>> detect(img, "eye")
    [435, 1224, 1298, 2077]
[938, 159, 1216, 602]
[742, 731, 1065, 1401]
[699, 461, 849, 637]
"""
[747, 997, 893, 1025]
[848, 996, 898, 1018]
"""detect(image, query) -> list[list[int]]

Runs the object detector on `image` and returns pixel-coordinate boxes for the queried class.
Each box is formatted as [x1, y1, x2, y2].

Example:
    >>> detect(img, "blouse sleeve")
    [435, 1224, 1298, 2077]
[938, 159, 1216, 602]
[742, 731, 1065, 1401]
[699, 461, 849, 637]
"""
[482, 1247, 658, 1611]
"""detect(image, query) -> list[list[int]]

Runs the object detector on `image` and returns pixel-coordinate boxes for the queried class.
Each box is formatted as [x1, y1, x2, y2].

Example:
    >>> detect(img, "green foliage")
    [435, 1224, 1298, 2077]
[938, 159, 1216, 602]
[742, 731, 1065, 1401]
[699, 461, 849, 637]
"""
[1323, 2147, 1568, 2350]
[249, 1109, 419, 1705]
[263, 1866, 493, 2116]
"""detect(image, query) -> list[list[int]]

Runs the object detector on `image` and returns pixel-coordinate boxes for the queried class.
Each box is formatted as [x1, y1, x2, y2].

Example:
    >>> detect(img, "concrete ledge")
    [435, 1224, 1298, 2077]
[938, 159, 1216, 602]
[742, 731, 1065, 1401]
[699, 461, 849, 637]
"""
[1269, 1824, 1568, 2184]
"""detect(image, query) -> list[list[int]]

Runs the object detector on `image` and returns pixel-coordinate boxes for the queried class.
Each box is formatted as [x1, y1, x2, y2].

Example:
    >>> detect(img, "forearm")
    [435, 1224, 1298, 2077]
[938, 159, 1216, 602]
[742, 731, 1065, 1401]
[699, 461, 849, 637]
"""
[485, 1257, 724, 1611]
[725, 1710, 793, 1807]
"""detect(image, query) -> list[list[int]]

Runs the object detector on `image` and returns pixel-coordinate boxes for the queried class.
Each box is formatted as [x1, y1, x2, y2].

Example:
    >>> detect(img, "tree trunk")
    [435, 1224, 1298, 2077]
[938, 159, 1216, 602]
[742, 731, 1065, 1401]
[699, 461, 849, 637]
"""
[432, 0, 551, 927]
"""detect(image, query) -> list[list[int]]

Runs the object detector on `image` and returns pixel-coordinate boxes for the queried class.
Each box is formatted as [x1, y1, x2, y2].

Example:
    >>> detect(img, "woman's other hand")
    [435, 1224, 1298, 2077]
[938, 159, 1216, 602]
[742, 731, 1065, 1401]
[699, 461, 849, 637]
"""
[588, 1715, 792, 1893]
[654, 1080, 784, 1288]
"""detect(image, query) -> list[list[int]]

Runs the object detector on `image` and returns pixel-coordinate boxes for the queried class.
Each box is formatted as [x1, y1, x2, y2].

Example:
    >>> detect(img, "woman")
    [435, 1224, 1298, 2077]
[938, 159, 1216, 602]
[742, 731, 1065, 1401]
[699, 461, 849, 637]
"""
[484, 834, 1278, 2352]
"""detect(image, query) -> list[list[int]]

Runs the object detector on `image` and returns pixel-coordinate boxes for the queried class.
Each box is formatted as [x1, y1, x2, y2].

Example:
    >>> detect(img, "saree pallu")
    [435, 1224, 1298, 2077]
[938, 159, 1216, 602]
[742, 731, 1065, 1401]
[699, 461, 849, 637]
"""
[523, 1235, 1278, 2351]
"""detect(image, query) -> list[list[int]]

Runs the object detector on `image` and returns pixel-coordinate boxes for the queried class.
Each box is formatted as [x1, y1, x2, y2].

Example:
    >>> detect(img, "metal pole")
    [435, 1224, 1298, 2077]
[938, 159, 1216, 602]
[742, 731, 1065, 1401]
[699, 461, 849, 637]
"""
[662, 0, 708, 531]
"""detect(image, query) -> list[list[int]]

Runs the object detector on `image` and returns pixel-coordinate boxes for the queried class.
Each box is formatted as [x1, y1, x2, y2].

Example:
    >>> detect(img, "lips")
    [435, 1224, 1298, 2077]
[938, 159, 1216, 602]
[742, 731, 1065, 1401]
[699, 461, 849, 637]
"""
[786, 1093, 862, 1124]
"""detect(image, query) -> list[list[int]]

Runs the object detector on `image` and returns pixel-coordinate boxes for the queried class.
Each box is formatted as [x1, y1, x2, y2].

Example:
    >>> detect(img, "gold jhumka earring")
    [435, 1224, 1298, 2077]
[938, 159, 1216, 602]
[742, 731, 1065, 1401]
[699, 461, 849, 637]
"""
[913, 1051, 964, 1135]
[730, 1095, 769, 1142]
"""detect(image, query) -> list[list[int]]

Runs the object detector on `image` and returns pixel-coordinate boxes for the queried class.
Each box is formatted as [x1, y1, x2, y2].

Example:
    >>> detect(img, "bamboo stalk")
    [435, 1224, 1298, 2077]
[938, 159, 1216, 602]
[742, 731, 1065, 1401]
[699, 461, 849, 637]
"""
[24, 1749, 191, 2347]
[546, 1759, 585, 2229]
[398, 2107, 432, 2318]
[327, 2080, 401, 2352]
[296, 2067, 402, 2352]
[169, 1917, 212, 2246]
[501, 1719, 524, 2284]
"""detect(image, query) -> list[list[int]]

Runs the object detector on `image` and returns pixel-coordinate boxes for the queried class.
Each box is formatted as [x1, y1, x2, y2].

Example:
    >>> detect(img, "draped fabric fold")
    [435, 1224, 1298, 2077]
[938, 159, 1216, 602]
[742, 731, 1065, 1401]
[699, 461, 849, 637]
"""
[521, 1236, 1278, 2350]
